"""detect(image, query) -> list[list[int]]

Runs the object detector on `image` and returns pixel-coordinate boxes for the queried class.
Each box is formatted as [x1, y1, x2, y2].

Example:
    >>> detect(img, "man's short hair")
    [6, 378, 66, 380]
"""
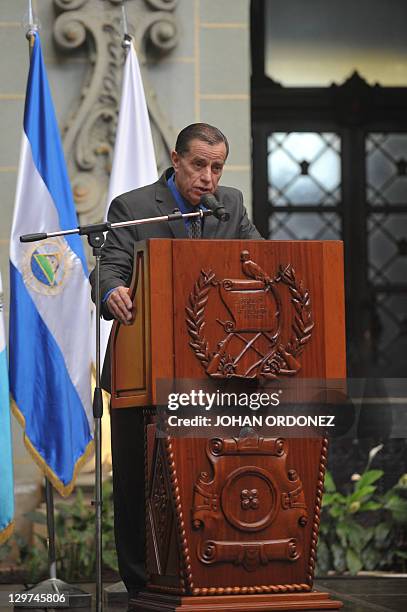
[175, 123, 229, 158]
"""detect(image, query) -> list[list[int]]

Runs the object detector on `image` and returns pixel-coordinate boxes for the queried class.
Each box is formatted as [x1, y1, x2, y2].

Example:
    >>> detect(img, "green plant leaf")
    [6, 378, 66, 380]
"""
[355, 469, 383, 491]
[346, 548, 363, 574]
[361, 546, 380, 571]
[319, 521, 330, 536]
[359, 501, 382, 511]
[346, 522, 371, 552]
[348, 485, 376, 504]
[24, 510, 47, 525]
[324, 471, 336, 493]
[33, 533, 48, 547]
[329, 504, 346, 519]
[374, 522, 392, 548]
[375, 521, 391, 539]
[321, 493, 335, 507]
[397, 474, 407, 489]
[331, 543, 346, 572]
[384, 495, 407, 523]
[395, 550, 407, 560]
[323, 492, 346, 508]
[315, 540, 330, 575]
[103, 550, 119, 572]
[336, 522, 349, 548]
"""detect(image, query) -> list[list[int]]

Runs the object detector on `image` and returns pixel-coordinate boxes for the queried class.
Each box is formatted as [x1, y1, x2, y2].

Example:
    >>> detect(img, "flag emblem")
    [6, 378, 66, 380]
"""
[23, 238, 74, 294]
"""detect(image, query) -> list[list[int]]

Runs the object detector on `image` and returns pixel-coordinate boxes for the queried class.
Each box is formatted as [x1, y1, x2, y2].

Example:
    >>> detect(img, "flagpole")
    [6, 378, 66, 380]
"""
[96, 5, 126, 608]
[26, 5, 62, 591]
[44, 480, 57, 581]
[25, 4, 61, 595]
[26, 0, 36, 54]
[121, 1, 132, 56]
[93, 236, 104, 612]
[94, 6, 132, 607]
[25, 2, 58, 592]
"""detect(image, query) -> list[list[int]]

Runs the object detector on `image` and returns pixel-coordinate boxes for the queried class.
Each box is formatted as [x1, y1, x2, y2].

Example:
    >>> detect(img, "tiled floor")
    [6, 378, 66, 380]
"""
[1, 578, 406, 611]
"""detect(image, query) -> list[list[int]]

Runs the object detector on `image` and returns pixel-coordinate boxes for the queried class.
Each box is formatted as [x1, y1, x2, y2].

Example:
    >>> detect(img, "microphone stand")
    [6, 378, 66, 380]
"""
[20, 206, 215, 612]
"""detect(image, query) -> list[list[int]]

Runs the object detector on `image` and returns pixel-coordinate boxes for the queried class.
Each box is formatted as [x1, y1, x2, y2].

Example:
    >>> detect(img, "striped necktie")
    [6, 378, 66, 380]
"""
[188, 217, 202, 239]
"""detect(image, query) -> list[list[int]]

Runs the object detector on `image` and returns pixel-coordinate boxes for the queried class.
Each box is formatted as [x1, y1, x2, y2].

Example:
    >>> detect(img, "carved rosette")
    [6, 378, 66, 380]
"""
[52, 0, 179, 263]
[220, 466, 278, 532]
[241, 488, 259, 510]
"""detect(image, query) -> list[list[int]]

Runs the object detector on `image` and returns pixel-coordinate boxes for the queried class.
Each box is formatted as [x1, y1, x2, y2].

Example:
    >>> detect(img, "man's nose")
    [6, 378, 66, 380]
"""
[201, 166, 211, 183]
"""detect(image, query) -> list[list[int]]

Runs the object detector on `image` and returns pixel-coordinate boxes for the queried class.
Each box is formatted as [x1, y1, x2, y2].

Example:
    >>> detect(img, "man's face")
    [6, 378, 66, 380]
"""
[171, 138, 227, 206]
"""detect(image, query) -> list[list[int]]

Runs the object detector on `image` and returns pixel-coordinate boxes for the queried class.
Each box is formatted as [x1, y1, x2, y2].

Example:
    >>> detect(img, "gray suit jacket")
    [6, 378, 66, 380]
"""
[90, 169, 262, 390]
[90, 168, 262, 316]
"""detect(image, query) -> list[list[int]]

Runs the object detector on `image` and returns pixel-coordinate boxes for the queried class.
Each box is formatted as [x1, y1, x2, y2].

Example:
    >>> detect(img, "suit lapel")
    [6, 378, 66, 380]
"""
[202, 212, 220, 238]
[154, 170, 222, 239]
[155, 172, 188, 238]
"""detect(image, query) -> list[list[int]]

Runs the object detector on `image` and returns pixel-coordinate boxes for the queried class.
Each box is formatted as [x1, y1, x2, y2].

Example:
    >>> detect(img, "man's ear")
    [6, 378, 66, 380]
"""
[171, 149, 179, 170]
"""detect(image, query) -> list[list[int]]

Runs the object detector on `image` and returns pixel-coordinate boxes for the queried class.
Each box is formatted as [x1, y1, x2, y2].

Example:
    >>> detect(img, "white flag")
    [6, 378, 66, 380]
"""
[99, 42, 158, 364]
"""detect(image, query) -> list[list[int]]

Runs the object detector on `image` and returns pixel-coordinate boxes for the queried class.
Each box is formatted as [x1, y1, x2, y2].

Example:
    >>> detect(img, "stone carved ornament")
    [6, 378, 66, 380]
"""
[52, 0, 179, 262]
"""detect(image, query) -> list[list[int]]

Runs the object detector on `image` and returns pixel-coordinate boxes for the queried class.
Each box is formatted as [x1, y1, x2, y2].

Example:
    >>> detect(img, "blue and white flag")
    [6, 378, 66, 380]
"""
[9, 34, 93, 497]
[0, 270, 14, 544]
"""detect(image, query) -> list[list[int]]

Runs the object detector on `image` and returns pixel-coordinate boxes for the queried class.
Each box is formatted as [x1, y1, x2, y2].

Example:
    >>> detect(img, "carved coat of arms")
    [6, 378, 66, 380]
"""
[186, 251, 314, 380]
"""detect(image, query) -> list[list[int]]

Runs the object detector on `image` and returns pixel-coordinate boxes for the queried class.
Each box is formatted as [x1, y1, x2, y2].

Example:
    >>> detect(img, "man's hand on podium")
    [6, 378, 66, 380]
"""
[106, 286, 135, 325]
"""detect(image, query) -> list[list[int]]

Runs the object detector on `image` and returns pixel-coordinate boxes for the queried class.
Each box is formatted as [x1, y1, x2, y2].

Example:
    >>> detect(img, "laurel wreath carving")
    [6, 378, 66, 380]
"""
[278, 264, 314, 357]
[186, 265, 314, 380]
[256, 264, 315, 379]
[185, 270, 217, 368]
[257, 266, 314, 379]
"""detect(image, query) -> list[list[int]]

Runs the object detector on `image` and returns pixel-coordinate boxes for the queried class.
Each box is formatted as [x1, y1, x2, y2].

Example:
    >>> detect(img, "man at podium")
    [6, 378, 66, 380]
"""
[90, 123, 262, 598]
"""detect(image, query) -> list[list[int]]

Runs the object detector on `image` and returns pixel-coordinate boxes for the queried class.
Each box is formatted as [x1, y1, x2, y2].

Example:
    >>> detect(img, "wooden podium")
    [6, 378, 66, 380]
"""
[110, 239, 345, 611]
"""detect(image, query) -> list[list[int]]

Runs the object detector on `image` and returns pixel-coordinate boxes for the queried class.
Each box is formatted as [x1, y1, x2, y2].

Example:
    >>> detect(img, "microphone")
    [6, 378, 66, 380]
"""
[20, 232, 48, 243]
[200, 194, 230, 222]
